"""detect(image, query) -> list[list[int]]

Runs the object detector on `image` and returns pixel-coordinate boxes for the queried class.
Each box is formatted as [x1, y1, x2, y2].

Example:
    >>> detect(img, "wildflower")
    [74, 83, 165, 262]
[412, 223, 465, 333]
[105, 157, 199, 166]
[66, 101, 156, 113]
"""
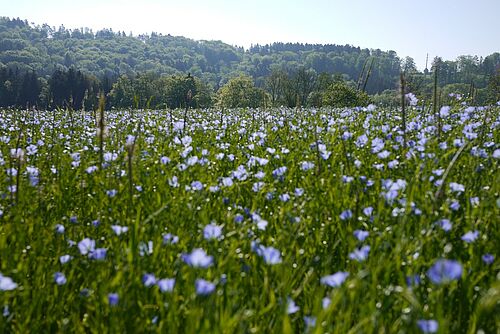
[427, 259, 462, 284]
[195, 279, 216, 296]
[272, 166, 287, 178]
[256, 246, 282, 265]
[279, 193, 290, 202]
[111, 225, 129, 236]
[106, 189, 118, 197]
[203, 223, 223, 240]
[162, 233, 179, 245]
[55, 224, 65, 234]
[0, 274, 17, 291]
[363, 207, 373, 216]
[469, 197, 480, 206]
[182, 248, 213, 268]
[89, 248, 107, 260]
[108, 293, 119, 306]
[139, 241, 153, 256]
[355, 134, 368, 148]
[353, 230, 369, 242]
[339, 209, 352, 221]
[142, 273, 157, 287]
[461, 230, 479, 243]
[168, 176, 179, 187]
[482, 254, 494, 265]
[371, 138, 385, 153]
[157, 278, 175, 293]
[449, 182, 465, 193]
[78, 238, 95, 255]
[439, 106, 450, 118]
[191, 181, 204, 191]
[417, 319, 438, 333]
[294, 188, 304, 196]
[320, 272, 349, 288]
[300, 161, 315, 171]
[59, 255, 72, 264]
[287, 298, 300, 314]
[54, 272, 67, 285]
[221, 177, 233, 187]
[406, 274, 421, 287]
[449, 200, 460, 211]
[436, 219, 452, 232]
[322, 297, 331, 309]
[349, 246, 370, 262]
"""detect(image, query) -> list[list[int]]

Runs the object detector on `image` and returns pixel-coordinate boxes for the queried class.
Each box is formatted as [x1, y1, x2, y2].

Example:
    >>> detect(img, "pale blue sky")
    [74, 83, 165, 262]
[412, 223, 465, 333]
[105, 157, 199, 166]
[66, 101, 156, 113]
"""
[2, 0, 499, 69]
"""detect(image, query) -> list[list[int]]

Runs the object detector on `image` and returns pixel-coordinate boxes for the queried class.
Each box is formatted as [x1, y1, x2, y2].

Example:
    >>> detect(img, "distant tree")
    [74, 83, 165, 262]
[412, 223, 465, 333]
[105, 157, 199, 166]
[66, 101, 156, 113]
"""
[161, 73, 197, 109]
[217, 75, 266, 108]
[322, 81, 370, 107]
[18, 70, 39, 107]
[265, 69, 287, 106]
[486, 68, 500, 103]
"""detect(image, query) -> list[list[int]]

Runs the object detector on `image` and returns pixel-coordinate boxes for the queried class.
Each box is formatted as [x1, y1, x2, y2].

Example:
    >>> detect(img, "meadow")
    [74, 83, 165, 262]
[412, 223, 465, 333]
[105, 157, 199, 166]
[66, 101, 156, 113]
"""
[0, 101, 499, 333]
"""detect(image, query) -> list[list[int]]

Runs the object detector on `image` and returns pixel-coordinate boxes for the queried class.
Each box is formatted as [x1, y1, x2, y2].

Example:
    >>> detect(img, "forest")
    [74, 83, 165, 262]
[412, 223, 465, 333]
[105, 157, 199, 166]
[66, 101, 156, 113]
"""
[0, 17, 499, 109]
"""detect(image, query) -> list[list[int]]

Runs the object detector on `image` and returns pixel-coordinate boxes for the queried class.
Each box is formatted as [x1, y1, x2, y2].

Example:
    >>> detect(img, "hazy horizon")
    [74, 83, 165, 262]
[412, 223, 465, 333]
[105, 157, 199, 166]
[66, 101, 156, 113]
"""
[3, 0, 500, 70]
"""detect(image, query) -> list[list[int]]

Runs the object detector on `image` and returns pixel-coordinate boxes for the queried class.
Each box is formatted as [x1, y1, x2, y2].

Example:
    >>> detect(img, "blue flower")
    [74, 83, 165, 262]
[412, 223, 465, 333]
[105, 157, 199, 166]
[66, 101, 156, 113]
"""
[461, 230, 479, 243]
[304, 316, 316, 328]
[157, 278, 175, 292]
[349, 245, 370, 262]
[182, 248, 213, 268]
[417, 319, 438, 333]
[339, 209, 352, 221]
[89, 248, 107, 260]
[257, 246, 282, 265]
[111, 225, 129, 236]
[449, 182, 465, 193]
[322, 297, 331, 309]
[142, 273, 157, 287]
[482, 254, 494, 265]
[353, 230, 369, 242]
[59, 255, 72, 264]
[191, 181, 204, 191]
[106, 189, 118, 197]
[320, 272, 349, 288]
[162, 233, 179, 245]
[436, 219, 452, 232]
[0, 274, 18, 291]
[406, 274, 421, 287]
[363, 207, 373, 216]
[287, 298, 300, 314]
[108, 293, 119, 306]
[427, 259, 462, 284]
[195, 279, 216, 296]
[78, 238, 95, 255]
[55, 224, 65, 234]
[54, 272, 67, 285]
[203, 223, 223, 240]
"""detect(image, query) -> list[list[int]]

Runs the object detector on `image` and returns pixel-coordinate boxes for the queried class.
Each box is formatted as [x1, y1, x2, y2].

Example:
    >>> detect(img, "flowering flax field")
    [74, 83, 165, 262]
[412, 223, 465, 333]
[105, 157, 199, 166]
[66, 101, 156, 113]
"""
[0, 103, 499, 333]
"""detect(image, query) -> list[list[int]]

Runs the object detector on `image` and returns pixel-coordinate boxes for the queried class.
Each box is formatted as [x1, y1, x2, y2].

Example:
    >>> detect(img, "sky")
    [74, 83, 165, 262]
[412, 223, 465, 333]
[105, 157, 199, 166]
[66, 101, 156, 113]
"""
[2, 0, 499, 70]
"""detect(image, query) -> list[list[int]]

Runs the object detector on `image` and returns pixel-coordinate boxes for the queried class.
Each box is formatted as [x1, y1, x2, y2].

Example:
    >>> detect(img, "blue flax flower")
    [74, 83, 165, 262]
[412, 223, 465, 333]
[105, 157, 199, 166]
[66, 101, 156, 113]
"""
[427, 259, 462, 284]
[417, 319, 438, 333]
[195, 279, 216, 296]
[320, 272, 349, 288]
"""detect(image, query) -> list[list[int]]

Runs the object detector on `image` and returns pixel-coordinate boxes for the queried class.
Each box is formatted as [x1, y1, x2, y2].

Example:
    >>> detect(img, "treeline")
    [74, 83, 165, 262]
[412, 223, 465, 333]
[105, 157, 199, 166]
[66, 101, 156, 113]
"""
[0, 16, 402, 94]
[0, 64, 372, 109]
[0, 17, 499, 108]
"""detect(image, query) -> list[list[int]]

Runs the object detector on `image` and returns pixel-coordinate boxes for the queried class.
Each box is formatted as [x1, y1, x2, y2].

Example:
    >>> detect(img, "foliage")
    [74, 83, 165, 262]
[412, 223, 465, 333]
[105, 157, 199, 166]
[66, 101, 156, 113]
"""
[322, 81, 371, 107]
[217, 75, 266, 108]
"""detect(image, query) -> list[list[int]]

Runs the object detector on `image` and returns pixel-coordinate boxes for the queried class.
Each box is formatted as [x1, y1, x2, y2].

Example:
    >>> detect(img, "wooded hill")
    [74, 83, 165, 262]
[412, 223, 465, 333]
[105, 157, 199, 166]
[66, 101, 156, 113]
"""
[1, 17, 499, 108]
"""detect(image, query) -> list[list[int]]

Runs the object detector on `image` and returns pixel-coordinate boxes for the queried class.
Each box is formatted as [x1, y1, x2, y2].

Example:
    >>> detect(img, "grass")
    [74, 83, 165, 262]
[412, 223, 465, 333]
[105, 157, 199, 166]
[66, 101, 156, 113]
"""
[0, 103, 499, 333]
